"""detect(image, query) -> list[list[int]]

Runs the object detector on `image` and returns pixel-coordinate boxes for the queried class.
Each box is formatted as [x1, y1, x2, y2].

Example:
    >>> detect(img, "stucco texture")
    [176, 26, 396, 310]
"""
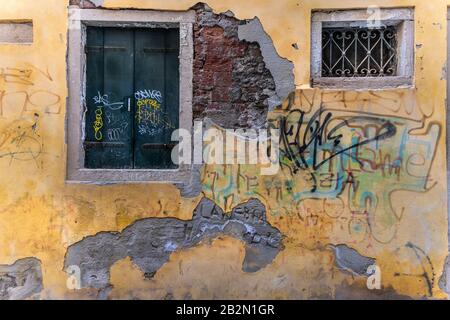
[0, 0, 449, 299]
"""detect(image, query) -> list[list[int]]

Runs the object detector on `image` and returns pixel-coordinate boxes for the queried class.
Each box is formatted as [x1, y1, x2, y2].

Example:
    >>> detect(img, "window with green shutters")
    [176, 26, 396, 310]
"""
[84, 26, 180, 169]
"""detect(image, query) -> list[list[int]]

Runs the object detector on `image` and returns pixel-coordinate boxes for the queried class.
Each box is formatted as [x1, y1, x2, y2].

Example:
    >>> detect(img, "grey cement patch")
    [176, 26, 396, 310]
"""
[238, 18, 295, 110]
[89, 0, 104, 7]
[64, 197, 284, 295]
[439, 254, 450, 294]
[329, 244, 375, 276]
[177, 164, 203, 198]
[0, 258, 43, 300]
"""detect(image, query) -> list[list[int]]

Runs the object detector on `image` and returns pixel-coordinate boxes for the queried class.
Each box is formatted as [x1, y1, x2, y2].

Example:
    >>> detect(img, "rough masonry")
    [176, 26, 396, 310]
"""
[192, 3, 293, 129]
[0, 258, 43, 300]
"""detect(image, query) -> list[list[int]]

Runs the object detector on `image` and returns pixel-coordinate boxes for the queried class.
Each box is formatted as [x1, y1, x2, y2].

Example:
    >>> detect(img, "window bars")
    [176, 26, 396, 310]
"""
[322, 26, 398, 77]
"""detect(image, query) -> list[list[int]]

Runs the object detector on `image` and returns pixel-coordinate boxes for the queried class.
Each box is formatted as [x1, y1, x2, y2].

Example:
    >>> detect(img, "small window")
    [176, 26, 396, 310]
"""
[311, 8, 414, 89]
[84, 27, 179, 169]
[67, 8, 195, 185]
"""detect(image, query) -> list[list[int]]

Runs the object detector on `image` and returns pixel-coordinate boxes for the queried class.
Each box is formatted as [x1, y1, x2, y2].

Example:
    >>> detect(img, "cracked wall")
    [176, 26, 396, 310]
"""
[191, 3, 281, 129]
[0, 0, 448, 300]
[64, 197, 283, 297]
[0, 258, 43, 300]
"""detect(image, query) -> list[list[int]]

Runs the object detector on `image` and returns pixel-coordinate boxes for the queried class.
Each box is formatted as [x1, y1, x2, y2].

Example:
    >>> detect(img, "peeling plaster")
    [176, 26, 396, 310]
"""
[329, 245, 375, 277]
[0, 258, 43, 300]
[1, 0, 448, 301]
[64, 197, 284, 296]
[192, 3, 277, 129]
[89, 0, 104, 7]
[439, 255, 450, 294]
[177, 165, 203, 198]
[238, 17, 295, 110]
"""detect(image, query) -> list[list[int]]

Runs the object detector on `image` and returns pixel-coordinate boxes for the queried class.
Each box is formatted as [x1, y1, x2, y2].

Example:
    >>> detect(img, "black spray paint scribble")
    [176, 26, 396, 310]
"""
[64, 197, 284, 293]
[394, 242, 435, 297]
[279, 108, 397, 172]
[0, 113, 43, 165]
[278, 108, 397, 191]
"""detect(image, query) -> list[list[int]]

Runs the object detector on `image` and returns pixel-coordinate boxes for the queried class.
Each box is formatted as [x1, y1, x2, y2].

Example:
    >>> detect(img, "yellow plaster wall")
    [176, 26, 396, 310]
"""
[0, 0, 448, 299]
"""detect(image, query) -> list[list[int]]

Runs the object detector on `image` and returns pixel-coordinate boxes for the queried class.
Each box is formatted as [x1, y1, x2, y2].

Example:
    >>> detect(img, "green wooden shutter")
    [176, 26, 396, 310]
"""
[85, 27, 134, 169]
[133, 28, 180, 169]
[84, 27, 179, 170]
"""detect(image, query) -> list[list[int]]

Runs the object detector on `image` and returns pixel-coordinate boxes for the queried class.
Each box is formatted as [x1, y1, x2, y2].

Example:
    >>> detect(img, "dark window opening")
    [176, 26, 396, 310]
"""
[322, 26, 398, 77]
[84, 26, 180, 169]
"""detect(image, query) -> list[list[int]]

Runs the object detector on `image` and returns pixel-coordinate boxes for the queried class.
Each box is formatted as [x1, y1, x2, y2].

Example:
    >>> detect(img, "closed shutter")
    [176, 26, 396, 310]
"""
[134, 28, 180, 169]
[84, 27, 180, 169]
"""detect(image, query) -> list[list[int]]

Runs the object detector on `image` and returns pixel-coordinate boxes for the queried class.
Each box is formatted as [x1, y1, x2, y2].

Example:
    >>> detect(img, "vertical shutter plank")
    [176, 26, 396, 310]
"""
[84, 27, 105, 168]
[85, 27, 134, 169]
[133, 28, 180, 169]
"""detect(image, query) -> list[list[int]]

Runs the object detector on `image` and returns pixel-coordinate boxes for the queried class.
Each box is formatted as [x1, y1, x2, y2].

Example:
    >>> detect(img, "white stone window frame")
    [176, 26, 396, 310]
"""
[66, 7, 195, 186]
[311, 8, 414, 90]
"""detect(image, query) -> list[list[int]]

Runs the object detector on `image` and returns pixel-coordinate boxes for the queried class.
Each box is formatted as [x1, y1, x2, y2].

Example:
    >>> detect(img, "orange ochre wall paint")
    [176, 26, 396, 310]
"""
[0, 0, 448, 299]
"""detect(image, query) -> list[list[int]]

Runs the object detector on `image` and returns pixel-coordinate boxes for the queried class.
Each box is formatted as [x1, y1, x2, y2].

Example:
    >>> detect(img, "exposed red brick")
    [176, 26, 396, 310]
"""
[192, 4, 276, 129]
[212, 87, 231, 102]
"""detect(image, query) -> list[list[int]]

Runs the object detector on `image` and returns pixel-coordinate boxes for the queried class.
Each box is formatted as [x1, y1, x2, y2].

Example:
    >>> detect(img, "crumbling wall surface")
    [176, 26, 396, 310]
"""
[0, 258, 43, 300]
[329, 245, 376, 277]
[237, 17, 295, 109]
[64, 197, 284, 297]
[192, 3, 279, 129]
[0, 0, 449, 301]
[69, 0, 99, 7]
